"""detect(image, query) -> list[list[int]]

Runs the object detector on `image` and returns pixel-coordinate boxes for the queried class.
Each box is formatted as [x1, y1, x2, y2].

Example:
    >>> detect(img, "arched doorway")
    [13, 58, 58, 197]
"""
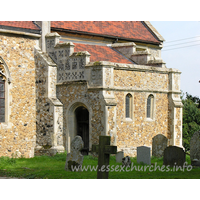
[75, 106, 89, 155]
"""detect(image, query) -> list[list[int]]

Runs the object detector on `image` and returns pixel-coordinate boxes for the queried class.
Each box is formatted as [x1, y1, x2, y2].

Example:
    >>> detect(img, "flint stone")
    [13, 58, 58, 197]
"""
[137, 146, 151, 165]
[163, 146, 185, 167]
[65, 136, 84, 171]
[190, 131, 200, 161]
[122, 156, 131, 167]
[152, 134, 168, 158]
[116, 151, 124, 163]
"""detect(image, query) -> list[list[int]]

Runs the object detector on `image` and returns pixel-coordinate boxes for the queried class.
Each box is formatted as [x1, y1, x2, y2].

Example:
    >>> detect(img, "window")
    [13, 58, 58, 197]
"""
[0, 76, 5, 122]
[125, 93, 132, 118]
[147, 94, 154, 119]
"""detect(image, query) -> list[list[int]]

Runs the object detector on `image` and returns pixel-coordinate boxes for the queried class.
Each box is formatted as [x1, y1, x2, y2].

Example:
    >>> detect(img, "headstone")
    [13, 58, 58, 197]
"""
[191, 159, 200, 167]
[152, 134, 168, 158]
[116, 151, 124, 163]
[163, 146, 185, 167]
[137, 146, 151, 165]
[190, 130, 200, 161]
[65, 136, 84, 171]
[92, 136, 117, 179]
[122, 156, 131, 167]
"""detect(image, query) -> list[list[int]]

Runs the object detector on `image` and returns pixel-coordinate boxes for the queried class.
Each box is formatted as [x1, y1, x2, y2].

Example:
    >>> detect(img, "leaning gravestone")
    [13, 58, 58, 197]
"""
[190, 131, 200, 161]
[116, 151, 124, 163]
[163, 146, 185, 167]
[152, 134, 168, 158]
[137, 146, 151, 165]
[65, 136, 84, 171]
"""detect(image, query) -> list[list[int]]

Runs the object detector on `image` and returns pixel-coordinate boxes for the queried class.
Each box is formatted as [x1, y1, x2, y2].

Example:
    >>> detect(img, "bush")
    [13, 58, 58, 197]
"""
[182, 93, 200, 151]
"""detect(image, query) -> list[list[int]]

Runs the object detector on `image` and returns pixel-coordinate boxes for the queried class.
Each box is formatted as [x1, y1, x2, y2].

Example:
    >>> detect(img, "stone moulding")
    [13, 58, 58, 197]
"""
[111, 42, 136, 48]
[0, 29, 41, 38]
[86, 61, 181, 74]
[0, 56, 12, 83]
[49, 97, 63, 106]
[34, 47, 56, 67]
[70, 51, 91, 57]
[54, 42, 75, 48]
[56, 80, 87, 86]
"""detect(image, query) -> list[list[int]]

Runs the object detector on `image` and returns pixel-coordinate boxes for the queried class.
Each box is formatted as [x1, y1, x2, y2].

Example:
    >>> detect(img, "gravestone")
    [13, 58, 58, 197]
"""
[137, 146, 151, 165]
[152, 134, 168, 158]
[163, 146, 185, 167]
[92, 136, 117, 179]
[190, 131, 200, 161]
[116, 151, 124, 163]
[65, 136, 84, 171]
[122, 156, 131, 167]
[191, 159, 200, 167]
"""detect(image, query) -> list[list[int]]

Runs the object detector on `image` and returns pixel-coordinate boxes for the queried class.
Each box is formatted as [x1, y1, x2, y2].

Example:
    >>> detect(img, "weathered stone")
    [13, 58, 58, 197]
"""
[190, 131, 200, 161]
[122, 156, 131, 167]
[152, 134, 168, 158]
[0, 22, 183, 160]
[191, 159, 200, 167]
[65, 136, 84, 171]
[92, 136, 117, 179]
[137, 146, 151, 165]
[116, 151, 124, 163]
[163, 146, 185, 167]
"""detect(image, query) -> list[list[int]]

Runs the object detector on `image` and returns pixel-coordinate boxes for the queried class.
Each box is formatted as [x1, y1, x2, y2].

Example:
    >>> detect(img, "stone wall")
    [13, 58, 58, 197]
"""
[0, 33, 39, 158]
[115, 91, 169, 156]
[56, 82, 105, 152]
[114, 69, 168, 91]
[34, 48, 64, 155]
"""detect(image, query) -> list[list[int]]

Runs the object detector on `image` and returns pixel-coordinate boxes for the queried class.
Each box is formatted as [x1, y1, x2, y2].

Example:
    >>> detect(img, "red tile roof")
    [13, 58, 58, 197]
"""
[0, 21, 40, 30]
[73, 43, 133, 64]
[51, 21, 160, 44]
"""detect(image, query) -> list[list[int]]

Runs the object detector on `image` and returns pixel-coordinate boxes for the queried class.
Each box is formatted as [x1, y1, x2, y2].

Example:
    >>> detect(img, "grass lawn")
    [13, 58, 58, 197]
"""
[0, 153, 199, 179]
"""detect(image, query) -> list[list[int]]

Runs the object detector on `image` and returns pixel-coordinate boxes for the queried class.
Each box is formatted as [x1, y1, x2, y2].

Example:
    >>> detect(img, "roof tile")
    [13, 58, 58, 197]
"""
[74, 43, 133, 64]
[0, 21, 40, 30]
[51, 21, 160, 44]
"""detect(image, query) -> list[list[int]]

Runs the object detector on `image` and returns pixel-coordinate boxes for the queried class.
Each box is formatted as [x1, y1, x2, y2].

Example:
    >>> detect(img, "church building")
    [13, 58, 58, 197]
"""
[0, 21, 183, 157]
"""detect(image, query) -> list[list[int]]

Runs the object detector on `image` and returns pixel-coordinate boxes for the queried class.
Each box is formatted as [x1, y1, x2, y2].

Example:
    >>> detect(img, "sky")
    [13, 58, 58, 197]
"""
[150, 21, 200, 98]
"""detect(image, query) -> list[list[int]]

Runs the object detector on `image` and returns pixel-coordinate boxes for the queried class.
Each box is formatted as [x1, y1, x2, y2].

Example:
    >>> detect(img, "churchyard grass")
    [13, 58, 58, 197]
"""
[0, 153, 199, 179]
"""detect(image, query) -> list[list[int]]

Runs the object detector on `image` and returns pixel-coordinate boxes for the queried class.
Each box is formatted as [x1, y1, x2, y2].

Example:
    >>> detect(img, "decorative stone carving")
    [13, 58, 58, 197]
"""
[65, 136, 84, 171]
[91, 68, 102, 85]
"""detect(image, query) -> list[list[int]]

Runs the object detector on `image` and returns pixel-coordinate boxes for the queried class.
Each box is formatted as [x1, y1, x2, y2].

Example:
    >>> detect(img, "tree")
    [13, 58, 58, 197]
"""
[182, 93, 200, 151]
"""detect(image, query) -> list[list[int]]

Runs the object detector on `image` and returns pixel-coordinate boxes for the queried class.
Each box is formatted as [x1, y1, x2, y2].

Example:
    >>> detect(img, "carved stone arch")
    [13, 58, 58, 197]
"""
[66, 101, 92, 154]
[0, 56, 12, 83]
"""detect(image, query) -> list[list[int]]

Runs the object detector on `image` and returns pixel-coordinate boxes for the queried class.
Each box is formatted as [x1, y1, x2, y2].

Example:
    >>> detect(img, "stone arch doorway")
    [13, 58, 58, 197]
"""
[75, 106, 89, 155]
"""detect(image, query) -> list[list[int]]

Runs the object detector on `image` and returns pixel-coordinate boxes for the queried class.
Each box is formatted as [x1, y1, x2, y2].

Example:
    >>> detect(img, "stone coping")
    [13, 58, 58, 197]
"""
[0, 29, 41, 38]
[85, 61, 181, 74]
[54, 42, 75, 48]
[111, 42, 136, 48]
[70, 51, 91, 57]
